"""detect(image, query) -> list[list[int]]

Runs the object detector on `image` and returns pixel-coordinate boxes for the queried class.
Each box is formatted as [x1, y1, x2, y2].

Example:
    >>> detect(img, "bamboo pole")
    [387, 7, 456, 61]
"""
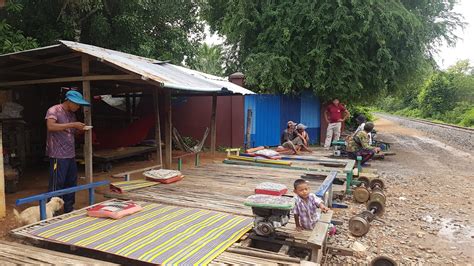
[82, 55, 93, 183]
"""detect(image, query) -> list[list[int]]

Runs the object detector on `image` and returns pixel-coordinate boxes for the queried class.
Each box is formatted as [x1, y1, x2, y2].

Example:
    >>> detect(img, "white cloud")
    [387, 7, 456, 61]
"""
[433, 0, 474, 69]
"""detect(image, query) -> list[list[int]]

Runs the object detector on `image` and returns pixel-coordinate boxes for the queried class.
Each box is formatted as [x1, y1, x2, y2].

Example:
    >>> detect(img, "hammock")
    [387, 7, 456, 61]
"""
[173, 127, 209, 153]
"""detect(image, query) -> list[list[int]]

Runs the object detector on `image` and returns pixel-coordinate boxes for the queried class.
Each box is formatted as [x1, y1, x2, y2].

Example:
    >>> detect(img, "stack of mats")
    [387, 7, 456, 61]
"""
[109, 179, 157, 194]
[29, 201, 253, 265]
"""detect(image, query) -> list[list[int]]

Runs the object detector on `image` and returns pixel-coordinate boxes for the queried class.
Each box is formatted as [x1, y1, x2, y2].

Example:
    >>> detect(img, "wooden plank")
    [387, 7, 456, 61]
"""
[164, 91, 172, 168]
[153, 89, 163, 166]
[226, 247, 300, 263]
[82, 55, 93, 183]
[301, 261, 320, 266]
[0, 74, 141, 87]
[319, 210, 333, 224]
[210, 94, 217, 155]
[307, 210, 333, 263]
[308, 222, 329, 247]
[0, 123, 5, 218]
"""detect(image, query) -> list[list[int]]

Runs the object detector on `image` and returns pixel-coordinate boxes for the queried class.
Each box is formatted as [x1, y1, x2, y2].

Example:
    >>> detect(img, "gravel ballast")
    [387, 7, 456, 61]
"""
[375, 113, 474, 153]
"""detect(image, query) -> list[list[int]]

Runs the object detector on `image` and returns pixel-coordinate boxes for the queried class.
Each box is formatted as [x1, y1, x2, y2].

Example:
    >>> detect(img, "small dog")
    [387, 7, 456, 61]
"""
[13, 197, 64, 225]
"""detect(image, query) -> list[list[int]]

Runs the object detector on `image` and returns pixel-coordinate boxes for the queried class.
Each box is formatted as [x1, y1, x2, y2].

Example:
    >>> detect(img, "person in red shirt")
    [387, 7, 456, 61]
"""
[324, 98, 350, 149]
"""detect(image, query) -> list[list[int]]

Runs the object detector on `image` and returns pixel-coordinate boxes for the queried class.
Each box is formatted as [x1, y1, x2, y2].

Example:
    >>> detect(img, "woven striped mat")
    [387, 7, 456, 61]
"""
[29, 202, 253, 265]
[110, 179, 157, 193]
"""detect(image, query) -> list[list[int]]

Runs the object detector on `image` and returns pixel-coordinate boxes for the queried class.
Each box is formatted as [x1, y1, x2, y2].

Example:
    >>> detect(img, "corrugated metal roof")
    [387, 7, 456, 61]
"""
[60, 41, 254, 95]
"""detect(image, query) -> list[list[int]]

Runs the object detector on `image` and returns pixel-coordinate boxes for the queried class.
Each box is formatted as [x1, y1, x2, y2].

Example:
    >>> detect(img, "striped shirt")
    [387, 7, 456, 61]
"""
[293, 193, 323, 230]
[45, 104, 77, 158]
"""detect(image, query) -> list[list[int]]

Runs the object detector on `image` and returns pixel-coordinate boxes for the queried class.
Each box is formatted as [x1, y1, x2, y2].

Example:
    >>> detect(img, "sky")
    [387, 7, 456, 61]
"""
[434, 0, 474, 69]
[204, 1, 474, 70]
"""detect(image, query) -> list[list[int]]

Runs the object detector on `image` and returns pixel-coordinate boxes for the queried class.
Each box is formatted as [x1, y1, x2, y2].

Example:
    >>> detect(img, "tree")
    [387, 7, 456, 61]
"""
[0, 1, 37, 53]
[201, 0, 462, 101]
[188, 43, 225, 76]
[1, 0, 204, 64]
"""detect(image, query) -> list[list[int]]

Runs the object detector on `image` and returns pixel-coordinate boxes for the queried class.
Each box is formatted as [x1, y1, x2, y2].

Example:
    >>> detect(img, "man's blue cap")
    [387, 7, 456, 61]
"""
[65, 90, 90, 106]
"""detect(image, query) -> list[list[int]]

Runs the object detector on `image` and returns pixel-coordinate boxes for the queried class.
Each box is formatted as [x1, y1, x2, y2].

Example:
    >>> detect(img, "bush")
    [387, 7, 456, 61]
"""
[346, 106, 375, 129]
[459, 107, 474, 127]
[394, 108, 423, 118]
[440, 101, 472, 125]
[418, 73, 456, 118]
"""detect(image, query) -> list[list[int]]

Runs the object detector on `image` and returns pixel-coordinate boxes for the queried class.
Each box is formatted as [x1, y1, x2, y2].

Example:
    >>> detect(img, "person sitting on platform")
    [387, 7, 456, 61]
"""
[279, 121, 299, 154]
[293, 179, 329, 231]
[353, 114, 367, 136]
[347, 122, 381, 166]
[295, 123, 312, 152]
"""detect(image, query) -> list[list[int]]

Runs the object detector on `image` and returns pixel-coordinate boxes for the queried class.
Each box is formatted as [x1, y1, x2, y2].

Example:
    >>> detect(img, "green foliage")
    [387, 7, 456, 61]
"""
[201, 0, 462, 101]
[1, 0, 204, 63]
[345, 105, 375, 129]
[0, 2, 38, 53]
[459, 107, 474, 127]
[188, 43, 225, 76]
[377, 59, 474, 128]
[394, 107, 423, 118]
[418, 72, 456, 117]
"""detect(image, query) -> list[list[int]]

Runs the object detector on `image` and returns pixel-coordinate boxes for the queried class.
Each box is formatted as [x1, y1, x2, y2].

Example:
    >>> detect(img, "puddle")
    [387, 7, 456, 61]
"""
[437, 218, 474, 242]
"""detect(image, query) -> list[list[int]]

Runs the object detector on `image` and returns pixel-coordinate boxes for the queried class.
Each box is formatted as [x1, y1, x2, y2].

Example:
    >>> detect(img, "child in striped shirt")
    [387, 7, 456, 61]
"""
[293, 179, 329, 231]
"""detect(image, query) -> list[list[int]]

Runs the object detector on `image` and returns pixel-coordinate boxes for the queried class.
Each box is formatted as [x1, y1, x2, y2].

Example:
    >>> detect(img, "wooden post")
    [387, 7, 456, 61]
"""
[0, 123, 5, 218]
[210, 94, 217, 155]
[245, 109, 253, 149]
[164, 91, 172, 168]
[153, 89, 162, 167]
[82, 55, 93, 183]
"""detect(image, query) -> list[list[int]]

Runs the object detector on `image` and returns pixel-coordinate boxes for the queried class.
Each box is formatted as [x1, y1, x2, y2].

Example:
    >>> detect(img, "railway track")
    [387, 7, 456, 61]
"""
[374, 113, 474, 133]
[374, 112, 473, 153]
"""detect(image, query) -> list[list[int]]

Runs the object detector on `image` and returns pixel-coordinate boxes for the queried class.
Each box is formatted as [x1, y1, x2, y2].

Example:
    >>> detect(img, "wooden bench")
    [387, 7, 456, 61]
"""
[111, 164, 162, 181]
[173, 152, 201, 170]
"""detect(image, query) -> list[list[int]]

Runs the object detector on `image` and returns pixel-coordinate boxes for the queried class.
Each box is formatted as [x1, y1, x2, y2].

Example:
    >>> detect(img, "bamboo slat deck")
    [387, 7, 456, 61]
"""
[0, 240, 118, 265]
[106, 163, 345, 217]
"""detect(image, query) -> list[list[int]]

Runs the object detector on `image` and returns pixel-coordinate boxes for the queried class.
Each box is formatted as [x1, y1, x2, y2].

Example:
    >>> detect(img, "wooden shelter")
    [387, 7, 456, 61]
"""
[0, 41, 253, 217]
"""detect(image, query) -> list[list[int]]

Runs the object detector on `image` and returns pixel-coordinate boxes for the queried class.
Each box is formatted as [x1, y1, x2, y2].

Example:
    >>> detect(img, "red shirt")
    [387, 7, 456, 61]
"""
[326, 103, 346, 123]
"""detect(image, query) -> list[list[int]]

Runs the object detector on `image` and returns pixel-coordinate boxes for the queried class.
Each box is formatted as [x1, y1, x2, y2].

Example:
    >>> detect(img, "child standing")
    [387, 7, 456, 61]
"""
[293, 179, 329, 231]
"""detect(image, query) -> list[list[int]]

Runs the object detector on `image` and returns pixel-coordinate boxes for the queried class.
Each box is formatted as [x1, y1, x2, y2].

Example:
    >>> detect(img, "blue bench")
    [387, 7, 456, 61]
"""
[16, 181, 110, 220]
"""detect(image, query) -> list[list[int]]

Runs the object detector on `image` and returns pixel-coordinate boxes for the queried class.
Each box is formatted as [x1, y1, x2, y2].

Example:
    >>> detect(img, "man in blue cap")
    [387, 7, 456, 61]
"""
[45, 90, 90, 213]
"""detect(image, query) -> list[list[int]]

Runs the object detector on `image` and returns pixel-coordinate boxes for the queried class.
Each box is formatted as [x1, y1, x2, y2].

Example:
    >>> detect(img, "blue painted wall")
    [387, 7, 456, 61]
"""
[244, 92, 321, 147]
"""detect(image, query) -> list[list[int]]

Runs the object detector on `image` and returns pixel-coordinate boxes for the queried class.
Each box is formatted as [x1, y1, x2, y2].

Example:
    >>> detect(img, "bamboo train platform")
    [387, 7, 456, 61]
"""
[106, 163, 346, 216]
[11, 160, 347, 264]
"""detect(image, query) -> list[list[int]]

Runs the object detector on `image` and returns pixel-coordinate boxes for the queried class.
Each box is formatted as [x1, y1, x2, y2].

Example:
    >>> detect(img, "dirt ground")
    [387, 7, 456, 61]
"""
[0, 150, 227, 241]
[327, 117, 474, 264]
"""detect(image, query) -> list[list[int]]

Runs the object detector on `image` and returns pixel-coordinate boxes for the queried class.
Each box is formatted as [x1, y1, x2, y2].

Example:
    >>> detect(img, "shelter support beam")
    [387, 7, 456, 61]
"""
[153, 90, 163, 166]
[0, 74, 141, 87]
[164, 91, 172, 168]
[210, 94, 217, 155]
[82, 55, 93, 183]
[0, 123, 5, 218]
